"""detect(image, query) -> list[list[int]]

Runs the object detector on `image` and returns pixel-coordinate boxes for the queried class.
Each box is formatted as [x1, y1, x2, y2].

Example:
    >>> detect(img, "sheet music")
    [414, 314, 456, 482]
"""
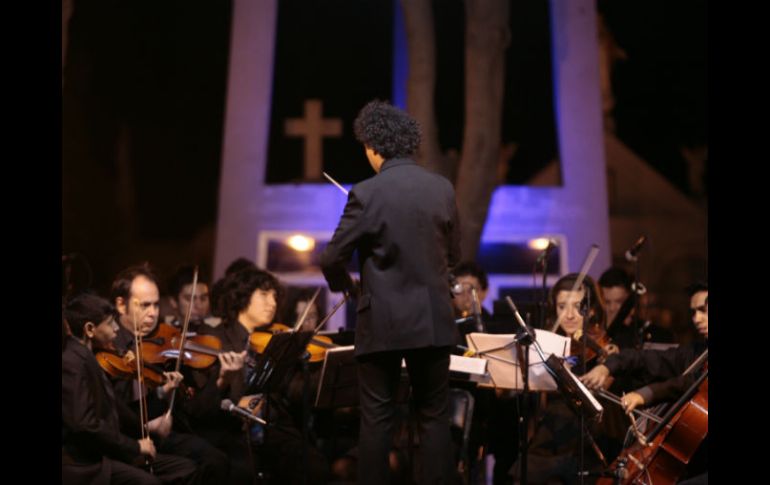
[449, 354, 490, 383]
[561, 362, 603, 416]
[466, 330, 571, 391]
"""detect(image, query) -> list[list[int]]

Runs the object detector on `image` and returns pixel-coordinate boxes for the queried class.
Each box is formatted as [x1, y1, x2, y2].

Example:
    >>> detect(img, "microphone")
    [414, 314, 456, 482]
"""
[220, 399, 267, 425]
[624, 235, 648, 262]
[536, 239, 558, 264]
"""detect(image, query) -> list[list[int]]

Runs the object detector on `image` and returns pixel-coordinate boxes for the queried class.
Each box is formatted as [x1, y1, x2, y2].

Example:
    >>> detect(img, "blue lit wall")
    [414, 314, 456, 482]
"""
[214, 0, 610, 290]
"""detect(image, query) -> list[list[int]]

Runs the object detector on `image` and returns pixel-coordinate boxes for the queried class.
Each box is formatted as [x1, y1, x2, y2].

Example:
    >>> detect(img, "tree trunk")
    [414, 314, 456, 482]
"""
[400, 0, 447, 177]
[62, 0, 75, 89]
[455, 0, 510, 260]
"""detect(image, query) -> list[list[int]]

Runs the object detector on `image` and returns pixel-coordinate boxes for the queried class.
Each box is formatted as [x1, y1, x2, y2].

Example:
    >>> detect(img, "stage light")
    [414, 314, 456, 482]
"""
[528, 238, 551, 251]
[286, 234, 315, 252]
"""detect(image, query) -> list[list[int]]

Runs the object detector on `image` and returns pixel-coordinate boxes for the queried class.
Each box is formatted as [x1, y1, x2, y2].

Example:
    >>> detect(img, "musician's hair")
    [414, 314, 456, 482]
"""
[547, 273, 606, 331]
[452, 261, 489, 291]
[279, 286, 327, 325]
[598, 266, 632, 291]
[111, 262, 159, 303]
[686, 281, 708, 297]
[353, 100, 421, 159]
[167, 263, 210, 299]
[64, 292, 118, 339]
[216, 266, 283, 323]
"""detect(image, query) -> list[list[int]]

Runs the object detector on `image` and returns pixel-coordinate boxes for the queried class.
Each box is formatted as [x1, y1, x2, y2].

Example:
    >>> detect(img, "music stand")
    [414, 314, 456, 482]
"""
[246, 330, 315, 395]
[314, 345, 359, 409]
[465, 330, 571, 392]
[467, 327, 605, 481]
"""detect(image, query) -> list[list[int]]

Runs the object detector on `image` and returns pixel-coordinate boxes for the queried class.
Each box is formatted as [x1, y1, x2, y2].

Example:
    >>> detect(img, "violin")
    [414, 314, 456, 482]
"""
[571, 323, 619, 365]
[249, 323, 337, 363]
[141, 322, 224, 369]
[94, 344, 165, 388]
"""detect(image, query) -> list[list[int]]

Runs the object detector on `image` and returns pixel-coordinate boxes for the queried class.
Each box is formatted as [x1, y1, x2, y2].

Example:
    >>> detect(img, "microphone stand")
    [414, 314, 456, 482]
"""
[576, 286, 609, 483]
[626, 239, 647, 349]
[539, 250, 550, 330]
[578, 287, 589, 485]
[504, 297, 542, 485]
[632, 258, 642, 349]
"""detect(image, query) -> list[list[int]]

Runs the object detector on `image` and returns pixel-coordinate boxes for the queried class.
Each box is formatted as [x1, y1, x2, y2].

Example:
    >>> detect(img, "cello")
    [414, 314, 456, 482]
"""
[597, 353, 708, 484]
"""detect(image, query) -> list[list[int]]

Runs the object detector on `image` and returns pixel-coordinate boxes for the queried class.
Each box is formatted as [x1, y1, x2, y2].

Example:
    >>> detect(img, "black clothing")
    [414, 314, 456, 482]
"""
[62, 336, 196, 484]
[195, 320, 330, 484]
[111, 325, 229, 484]
[603, 339, 707, 406]
[320, 157, 461, 484]
[320, 158, 461, 357]
[606, 317, 673, 351]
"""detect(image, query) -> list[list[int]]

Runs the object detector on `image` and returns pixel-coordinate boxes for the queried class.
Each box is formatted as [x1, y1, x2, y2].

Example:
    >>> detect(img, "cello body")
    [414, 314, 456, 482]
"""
[597, 374, 707, 485]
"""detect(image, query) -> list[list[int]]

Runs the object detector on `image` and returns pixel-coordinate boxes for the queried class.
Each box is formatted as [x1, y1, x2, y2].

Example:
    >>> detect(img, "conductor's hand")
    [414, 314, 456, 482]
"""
[345, 277, 361, 298]
[579, 364, 611, 389]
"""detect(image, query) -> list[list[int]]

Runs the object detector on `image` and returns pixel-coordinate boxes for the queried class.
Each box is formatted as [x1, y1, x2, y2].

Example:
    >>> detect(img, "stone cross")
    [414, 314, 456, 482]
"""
[284, 99, 343, 180]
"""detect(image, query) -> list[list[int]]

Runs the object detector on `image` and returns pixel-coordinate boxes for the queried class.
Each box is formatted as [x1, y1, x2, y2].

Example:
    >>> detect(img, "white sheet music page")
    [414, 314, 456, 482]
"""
[466, 329, 571, 390]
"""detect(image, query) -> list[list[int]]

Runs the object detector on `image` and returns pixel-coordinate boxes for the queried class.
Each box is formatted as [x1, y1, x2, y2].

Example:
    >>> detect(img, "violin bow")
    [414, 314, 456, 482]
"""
[131, 299, 153, 473]
[312, 293, 349, 336]
[593, 389, 662, 424]
[318, 171, 354, 335]
[549, 245, 600, 333]
[292, 287, 322, 333]
[166, 266, 199, 413]
[682, 349, 708, 376]
[323, 171, 349, 195]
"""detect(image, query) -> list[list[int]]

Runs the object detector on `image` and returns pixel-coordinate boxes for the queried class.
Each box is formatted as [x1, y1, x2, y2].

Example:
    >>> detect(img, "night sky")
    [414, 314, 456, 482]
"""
[62, 0, 706, 293]
[601, 0, 708, 195]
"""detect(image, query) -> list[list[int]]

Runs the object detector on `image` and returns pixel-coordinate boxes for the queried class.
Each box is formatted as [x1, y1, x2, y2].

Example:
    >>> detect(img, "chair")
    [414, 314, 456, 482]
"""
[448, 387, 475, 484]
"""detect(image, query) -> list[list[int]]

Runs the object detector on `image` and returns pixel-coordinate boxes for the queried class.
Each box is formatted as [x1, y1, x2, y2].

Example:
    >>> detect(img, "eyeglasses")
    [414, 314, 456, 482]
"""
[452, 282, 480, 294]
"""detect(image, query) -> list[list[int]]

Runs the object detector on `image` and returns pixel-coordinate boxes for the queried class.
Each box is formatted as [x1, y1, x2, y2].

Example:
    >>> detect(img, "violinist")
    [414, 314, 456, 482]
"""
[110, 264, 230, 483]
[580, 282, 708, 483]
[165, 264, 221, 330]
[62, 292, 197, 484]
[511, 273, 612, 485]
[596, 267, 675, 463]
[279, 286, 324, 330]
[209, 257, 257, 319]
[598, 267, 673, 349]
[194, 266, 331, 484]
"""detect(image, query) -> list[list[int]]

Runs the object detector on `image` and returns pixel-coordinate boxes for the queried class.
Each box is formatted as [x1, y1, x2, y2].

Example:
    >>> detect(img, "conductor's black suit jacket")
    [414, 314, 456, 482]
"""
[320, 158, 461, 356]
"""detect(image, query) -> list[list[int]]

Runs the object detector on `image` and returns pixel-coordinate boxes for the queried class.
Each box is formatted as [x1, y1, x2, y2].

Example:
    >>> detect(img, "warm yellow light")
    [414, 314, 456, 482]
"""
[287, 234, 315, 252]
[528, 238, 551, 251]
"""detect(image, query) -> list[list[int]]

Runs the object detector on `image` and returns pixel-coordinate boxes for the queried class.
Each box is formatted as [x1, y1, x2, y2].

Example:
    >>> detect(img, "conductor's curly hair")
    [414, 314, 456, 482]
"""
[353, 100, 421, 160]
